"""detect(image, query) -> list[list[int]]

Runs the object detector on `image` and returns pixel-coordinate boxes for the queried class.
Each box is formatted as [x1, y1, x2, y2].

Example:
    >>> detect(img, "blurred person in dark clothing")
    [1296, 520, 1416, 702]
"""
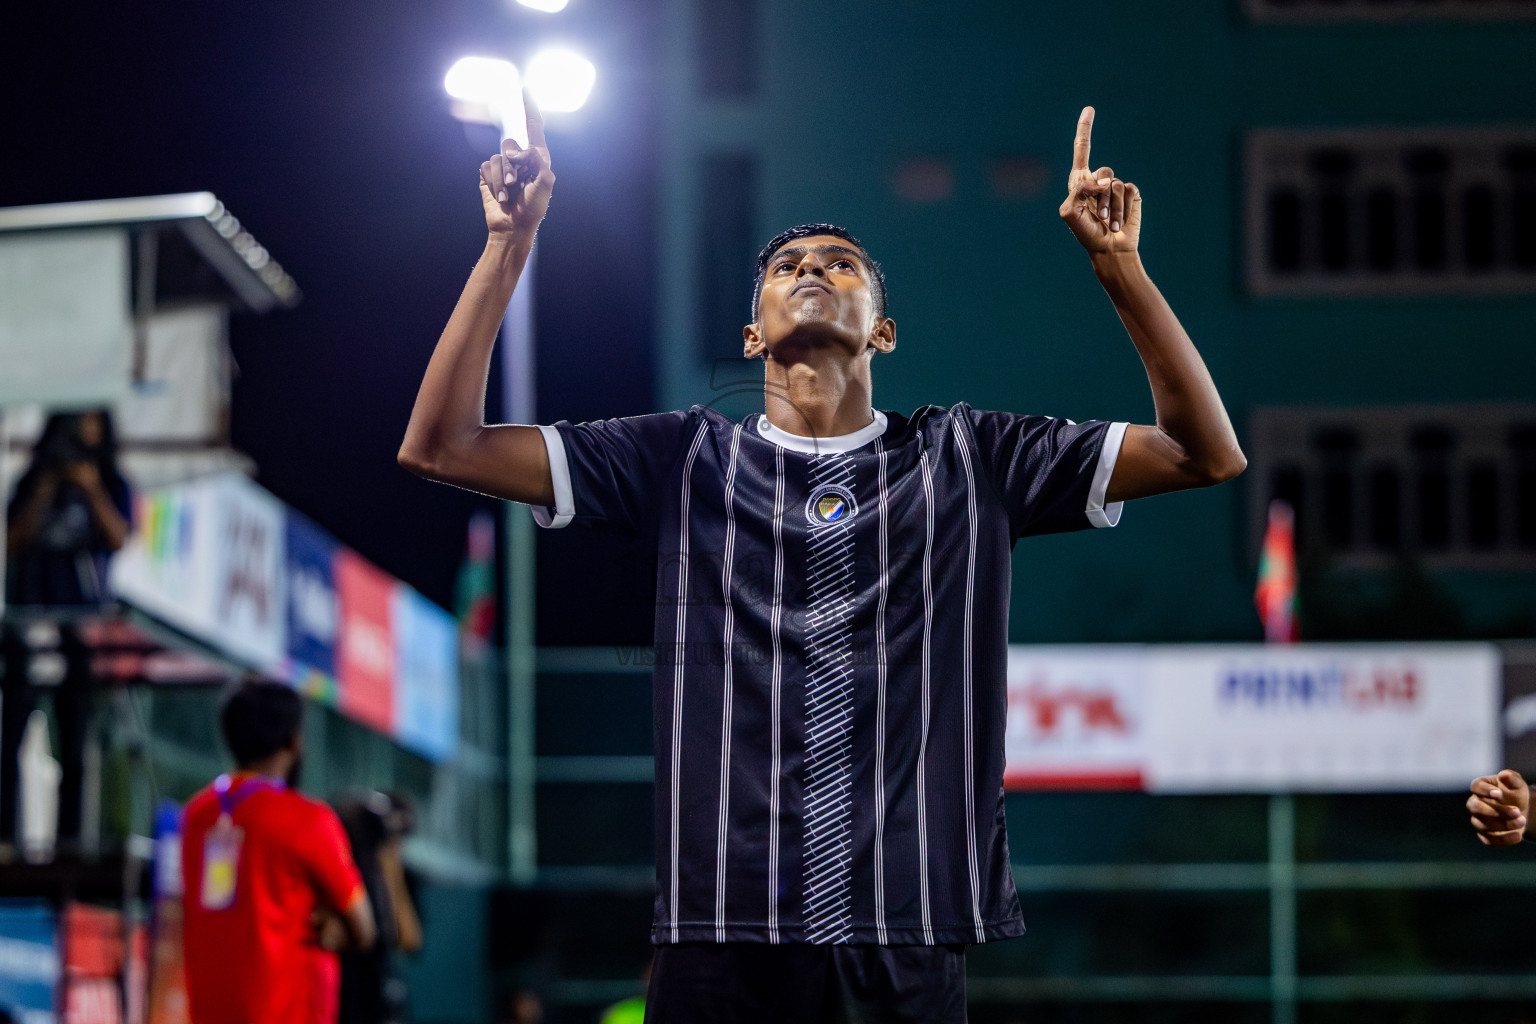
[334, 790, 423, 1024]
[182, 679, 376, 1024]
[1, 410, 131, 853]
[4, 410, 130, 605]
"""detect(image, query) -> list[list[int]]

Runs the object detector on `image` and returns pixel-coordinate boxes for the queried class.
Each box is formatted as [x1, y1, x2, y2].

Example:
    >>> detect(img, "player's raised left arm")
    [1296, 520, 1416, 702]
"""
[1059, 106, 1246, 503]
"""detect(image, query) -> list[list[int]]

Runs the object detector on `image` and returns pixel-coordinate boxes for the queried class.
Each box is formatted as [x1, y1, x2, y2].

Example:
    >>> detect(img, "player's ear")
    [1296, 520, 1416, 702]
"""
[867, 317, 896, 355]
[743, 322, 766, 359]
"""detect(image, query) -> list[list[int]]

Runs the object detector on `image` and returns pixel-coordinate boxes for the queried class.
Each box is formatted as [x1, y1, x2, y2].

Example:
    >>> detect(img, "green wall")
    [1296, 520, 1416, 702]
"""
[657, 0, 1536, 643]
[400, 881, 493, 1024]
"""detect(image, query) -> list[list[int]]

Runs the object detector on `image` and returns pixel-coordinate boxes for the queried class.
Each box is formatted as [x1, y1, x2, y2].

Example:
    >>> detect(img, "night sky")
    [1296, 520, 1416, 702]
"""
[2, 0, 662, 634]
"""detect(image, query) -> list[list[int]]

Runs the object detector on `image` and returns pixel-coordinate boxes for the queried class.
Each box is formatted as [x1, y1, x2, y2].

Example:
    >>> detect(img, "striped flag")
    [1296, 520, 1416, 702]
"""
[1255, 500, 1298, 643]
[454, 510, 497, 650]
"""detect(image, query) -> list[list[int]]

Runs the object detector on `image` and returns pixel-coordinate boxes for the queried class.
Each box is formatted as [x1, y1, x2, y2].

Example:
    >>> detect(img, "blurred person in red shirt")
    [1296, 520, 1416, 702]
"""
[182, 680, 377, 1024]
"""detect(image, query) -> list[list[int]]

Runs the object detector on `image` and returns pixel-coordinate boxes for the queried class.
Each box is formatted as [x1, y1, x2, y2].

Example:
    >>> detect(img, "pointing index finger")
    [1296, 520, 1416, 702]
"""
[523, 87, 548, 150]
[1073, 106, 1095, 172]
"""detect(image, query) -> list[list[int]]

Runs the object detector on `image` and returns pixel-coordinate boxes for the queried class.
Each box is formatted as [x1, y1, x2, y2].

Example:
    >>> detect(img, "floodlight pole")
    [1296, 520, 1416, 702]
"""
[496, 110, 540, 887]
[504, 252, 538, 887]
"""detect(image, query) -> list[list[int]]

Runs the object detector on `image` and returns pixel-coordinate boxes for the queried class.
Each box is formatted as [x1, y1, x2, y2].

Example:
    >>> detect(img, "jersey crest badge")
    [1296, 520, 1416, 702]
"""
[806, 484, 858, 527]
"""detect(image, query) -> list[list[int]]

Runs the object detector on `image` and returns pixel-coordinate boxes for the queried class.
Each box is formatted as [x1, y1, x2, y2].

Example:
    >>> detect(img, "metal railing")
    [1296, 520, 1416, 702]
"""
[527, 645, 1536, 1019]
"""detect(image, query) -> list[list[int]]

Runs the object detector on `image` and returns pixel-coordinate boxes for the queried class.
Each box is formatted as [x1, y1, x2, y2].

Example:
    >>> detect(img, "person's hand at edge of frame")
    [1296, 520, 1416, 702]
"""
[479, 87, 555, 244]
[1059, 105, 1141, 257]
[1469, 769, 1530, 847]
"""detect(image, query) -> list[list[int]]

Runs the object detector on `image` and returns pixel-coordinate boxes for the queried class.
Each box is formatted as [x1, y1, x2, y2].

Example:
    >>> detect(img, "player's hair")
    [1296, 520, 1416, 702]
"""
[751, 223, 887, 322]
[219, 678, 303, 766]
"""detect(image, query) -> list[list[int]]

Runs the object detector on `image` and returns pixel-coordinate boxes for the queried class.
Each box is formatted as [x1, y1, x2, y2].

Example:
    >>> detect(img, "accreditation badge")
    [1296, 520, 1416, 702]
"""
[199, 814, 244, 911]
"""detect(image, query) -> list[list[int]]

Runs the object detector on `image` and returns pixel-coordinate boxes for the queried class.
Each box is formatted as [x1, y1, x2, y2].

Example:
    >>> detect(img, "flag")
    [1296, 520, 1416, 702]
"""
[454, 510, 497, 650]
[1255, 500, 1298, 643]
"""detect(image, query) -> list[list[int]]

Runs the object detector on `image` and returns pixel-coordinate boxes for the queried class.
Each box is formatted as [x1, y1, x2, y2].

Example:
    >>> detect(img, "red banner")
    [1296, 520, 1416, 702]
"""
[335, 550, 395, 734]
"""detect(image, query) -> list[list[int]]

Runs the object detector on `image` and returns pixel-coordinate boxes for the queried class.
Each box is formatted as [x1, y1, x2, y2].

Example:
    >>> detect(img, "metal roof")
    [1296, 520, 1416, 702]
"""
[0, 192, 300, 313]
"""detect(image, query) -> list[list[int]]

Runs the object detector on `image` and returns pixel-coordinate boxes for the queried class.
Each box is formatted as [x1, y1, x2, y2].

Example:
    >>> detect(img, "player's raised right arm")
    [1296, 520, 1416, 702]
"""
[398, 90, 556, 506]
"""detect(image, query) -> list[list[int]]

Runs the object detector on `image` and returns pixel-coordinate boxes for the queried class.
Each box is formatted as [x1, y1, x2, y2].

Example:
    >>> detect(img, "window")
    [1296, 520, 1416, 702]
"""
[1249, 404, 1536, 567]
[1247, 129, 1536, 296]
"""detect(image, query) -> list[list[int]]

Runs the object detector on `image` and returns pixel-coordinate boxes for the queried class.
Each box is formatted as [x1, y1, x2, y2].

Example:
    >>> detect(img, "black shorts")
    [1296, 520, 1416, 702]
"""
[646, 942, 967, 1024]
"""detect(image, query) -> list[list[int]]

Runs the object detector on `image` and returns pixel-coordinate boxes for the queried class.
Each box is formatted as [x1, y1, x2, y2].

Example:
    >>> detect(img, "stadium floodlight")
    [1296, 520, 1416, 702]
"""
[524, 49, 595, 113]
[516, 0, 569, 11]
[444, 56, 525, 141]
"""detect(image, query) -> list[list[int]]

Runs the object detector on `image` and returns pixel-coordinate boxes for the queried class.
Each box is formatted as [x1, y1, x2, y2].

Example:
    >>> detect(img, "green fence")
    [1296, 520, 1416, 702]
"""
[527, 646, 1536, 1024]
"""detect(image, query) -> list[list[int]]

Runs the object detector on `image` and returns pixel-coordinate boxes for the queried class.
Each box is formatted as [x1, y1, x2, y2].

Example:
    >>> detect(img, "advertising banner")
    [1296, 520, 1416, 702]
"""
[336, 550, 396, 735]
[1005, 646, 1146, 789]
[1143, 644, 1500, 793]
[284, 511, 340, 703]
[111, 473, 286, 672]
[113, 476, 459, 761]
[109, 482, 206, 642]
[392, 587, 460, 762]
[209, 476, 286, 670]
[0, 900, 59, 1024]
[1001, 643, 1501, 794]
[62, 902, 147, 1024]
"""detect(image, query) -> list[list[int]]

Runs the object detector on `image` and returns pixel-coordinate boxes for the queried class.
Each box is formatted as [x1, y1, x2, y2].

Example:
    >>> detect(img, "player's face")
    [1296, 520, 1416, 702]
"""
[753, 235, 881, 355]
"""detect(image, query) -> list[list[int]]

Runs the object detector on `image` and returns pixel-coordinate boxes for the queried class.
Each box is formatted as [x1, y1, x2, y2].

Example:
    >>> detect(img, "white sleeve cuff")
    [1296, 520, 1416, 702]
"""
[1085, 421, 1128, 529]
[530, 424, 575, 529]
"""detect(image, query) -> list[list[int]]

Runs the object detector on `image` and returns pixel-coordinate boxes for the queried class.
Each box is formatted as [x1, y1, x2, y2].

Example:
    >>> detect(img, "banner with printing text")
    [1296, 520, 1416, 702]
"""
[1143, 643, 1499, 793]
[1004, 643, 1499, 794]
[110, 473, 286, 672]
[110, 473, 460, 762]
[284, 511, 340, 703]
[335, 549, 397, 736]
[1004, 646, 1146, 789]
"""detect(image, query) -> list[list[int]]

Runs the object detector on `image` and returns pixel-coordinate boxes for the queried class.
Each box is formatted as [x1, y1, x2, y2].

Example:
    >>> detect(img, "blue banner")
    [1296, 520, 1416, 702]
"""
[0, 900, 59, 1024]
[392, 587, 460, 762]
[285, 510, 340, 701]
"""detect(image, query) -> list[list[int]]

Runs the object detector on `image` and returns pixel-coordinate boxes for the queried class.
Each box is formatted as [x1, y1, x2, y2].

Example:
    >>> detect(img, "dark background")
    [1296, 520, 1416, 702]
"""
[0, 0, 663, 632]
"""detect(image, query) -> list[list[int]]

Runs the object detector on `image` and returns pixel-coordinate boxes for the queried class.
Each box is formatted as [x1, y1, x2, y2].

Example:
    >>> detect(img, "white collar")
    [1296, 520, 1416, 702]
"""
[755, 410, 888, 455]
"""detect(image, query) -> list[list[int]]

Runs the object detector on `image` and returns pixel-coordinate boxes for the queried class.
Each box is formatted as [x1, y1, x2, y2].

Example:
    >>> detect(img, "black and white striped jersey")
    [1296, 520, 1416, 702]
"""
[533, 403, 1126, 945]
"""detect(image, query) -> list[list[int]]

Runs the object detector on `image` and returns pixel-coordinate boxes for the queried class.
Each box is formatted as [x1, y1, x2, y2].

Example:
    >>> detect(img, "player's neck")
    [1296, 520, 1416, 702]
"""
[235, 749, 296, 784]
[761, 351, 876, 440]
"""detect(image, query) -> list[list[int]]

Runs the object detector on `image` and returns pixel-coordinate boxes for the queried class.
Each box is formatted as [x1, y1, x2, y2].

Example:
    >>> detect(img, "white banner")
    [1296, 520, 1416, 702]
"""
[110, 473, 286, 671]
[1005, 646, 1146, 789]
[1002, 643, 1500, 793]
[1143, 644, 1499, 793]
